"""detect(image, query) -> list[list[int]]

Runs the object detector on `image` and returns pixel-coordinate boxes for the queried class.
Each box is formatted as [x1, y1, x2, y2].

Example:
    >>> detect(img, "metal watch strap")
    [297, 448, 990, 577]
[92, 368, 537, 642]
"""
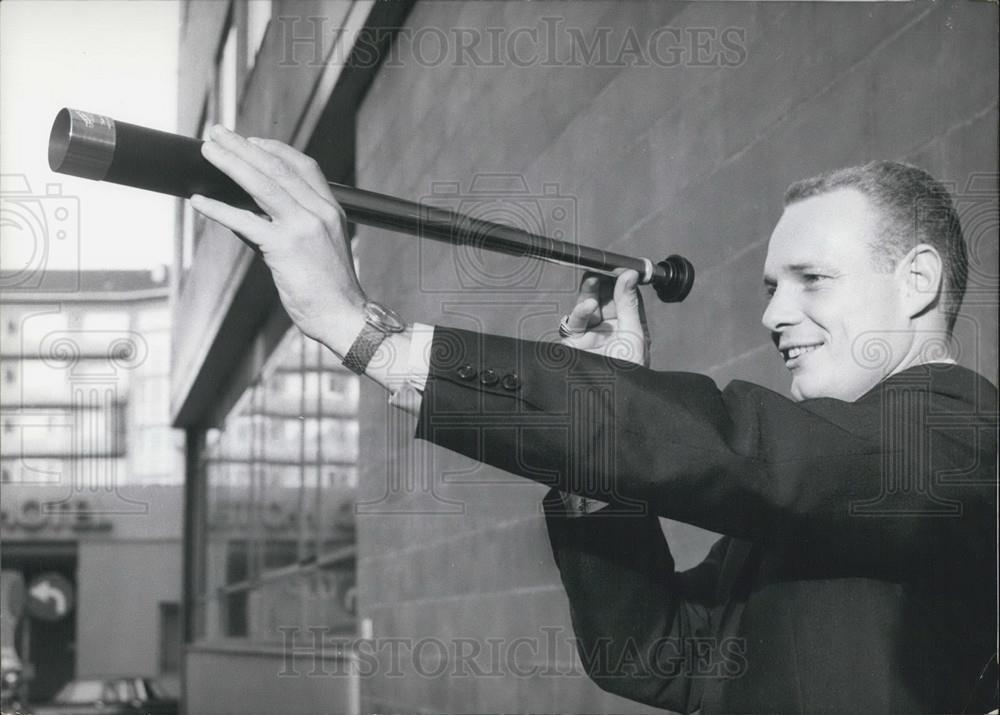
[342, 323, 388, 375]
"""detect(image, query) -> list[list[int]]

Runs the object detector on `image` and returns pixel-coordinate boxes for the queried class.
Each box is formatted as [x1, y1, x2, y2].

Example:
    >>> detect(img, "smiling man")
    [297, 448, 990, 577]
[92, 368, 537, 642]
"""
[191, 130, 997, 713]
[765, 166, 966, 402]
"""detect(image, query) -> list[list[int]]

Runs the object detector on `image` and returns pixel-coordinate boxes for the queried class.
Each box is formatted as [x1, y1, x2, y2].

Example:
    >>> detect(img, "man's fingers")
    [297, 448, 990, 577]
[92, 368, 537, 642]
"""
[205, 126, 329, 220]
[565, 297, 599, 332]
[248, 138, 333, 203]
[578, 273, 602, 303]
[201, 138, 298, 219]
[611, 270, 647, 363]
[190, 194, 269, 246]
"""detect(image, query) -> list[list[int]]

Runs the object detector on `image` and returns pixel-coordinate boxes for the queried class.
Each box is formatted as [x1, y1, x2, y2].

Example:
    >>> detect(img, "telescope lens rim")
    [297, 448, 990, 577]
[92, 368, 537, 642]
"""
[47, 108, 72, 173]
[47, 107, 116, 181]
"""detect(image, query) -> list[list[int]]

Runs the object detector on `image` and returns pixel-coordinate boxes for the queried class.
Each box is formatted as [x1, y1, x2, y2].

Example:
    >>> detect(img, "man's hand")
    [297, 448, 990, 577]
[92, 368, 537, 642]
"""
[560, 269, 650, 367]
[190, 125, 366, 354]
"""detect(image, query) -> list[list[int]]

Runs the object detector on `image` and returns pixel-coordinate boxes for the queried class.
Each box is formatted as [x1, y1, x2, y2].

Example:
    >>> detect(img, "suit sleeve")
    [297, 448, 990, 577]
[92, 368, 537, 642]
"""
[541, 489, 739, 713]
[415, 327, 997, 582]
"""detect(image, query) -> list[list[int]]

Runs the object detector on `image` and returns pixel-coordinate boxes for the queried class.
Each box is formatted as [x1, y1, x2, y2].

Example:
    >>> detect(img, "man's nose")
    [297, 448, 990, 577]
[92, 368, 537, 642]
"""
[761, 285, 802, 332]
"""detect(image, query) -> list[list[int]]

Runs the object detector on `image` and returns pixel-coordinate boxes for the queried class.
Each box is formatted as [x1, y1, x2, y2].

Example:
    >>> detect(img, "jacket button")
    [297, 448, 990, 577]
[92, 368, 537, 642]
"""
[501, 373, 521, 391]
[457, 364, 477, 380]
[480, 368, 499, 387]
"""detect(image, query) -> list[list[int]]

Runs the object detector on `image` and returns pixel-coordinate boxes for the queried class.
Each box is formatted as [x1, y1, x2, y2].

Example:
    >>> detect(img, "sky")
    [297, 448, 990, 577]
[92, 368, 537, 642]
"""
[1, 0, 179, 274]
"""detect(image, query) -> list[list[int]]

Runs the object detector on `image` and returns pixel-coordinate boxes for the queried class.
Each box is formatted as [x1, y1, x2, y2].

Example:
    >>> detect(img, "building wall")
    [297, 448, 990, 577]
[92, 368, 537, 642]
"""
[76, 541, 182, 692]
[1, 273, 185, 701]
[171, 0, 358, 426]
[72, 485, 184, 686]
[1, 483, 183, 699]
[1, 287, 182, 487]
[184, 648, 357, 715]
[355, 2, 998, 712]
[172, 3, 384, 713]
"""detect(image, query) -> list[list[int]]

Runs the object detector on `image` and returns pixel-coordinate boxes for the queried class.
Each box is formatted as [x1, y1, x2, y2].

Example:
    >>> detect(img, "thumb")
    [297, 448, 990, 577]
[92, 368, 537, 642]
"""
[611, 270, 645, 364]
[565, 296, 600, 333]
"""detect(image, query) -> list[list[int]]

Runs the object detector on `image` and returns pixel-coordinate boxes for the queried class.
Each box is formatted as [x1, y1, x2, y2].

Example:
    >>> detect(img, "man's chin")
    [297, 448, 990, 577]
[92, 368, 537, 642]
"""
[791, 371, 877, 402]
[789, 373, 831, 402]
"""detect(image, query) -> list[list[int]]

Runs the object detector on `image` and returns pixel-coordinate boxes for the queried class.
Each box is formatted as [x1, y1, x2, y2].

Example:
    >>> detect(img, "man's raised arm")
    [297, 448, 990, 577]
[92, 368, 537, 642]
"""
[191, 125, 996, 581]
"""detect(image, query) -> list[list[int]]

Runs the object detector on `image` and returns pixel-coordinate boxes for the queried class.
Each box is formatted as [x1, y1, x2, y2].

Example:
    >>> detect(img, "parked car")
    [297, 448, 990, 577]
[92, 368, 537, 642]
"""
[32, 676, 177, 715]
[1, 644, 29, 713]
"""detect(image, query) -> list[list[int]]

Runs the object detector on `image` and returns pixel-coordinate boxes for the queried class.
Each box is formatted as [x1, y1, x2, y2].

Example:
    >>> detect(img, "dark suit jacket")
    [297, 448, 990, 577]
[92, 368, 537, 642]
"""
[415, 327, 998, 714]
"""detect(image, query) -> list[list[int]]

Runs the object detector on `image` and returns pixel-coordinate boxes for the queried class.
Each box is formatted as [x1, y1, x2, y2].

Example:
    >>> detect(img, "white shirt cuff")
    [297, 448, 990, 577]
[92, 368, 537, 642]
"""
[387, 322, 434, 409]
[407, 322, 434, 391]
[559, 492, 609, 516]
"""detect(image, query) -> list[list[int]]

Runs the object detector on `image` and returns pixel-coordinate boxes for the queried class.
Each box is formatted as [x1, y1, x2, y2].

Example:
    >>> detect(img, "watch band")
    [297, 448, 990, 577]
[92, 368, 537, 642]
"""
[342, 322, 389, 375]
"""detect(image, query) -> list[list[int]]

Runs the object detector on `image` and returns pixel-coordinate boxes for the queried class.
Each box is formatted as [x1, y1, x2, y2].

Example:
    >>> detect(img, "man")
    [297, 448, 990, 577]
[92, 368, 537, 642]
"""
[191, 127, 997, 713]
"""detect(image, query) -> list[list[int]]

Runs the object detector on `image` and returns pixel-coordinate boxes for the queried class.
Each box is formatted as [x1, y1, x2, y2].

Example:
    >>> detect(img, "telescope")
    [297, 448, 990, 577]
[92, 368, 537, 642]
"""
[48, 108, 694, 302]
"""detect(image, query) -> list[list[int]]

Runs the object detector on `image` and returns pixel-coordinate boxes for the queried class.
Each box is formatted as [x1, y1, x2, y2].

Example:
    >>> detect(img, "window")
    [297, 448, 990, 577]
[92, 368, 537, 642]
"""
[187, 100, 214, 261]
[159, 603, 181, 673]
[81, 311, 129, 333]
[195, 328, 360, 644]
[22, 312, 67, 345]
[181, 200, 195, 273]
[224, 591, 248, 637]
[217, 25, 238, 131]
[185, 10, 237, 266]
[110, 680, 135, 703]
[246, 0, 272, 71]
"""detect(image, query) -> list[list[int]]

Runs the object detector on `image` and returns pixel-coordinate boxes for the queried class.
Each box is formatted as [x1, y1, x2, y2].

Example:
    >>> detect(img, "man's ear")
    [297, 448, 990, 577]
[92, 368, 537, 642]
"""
[896, 243, 943, 319]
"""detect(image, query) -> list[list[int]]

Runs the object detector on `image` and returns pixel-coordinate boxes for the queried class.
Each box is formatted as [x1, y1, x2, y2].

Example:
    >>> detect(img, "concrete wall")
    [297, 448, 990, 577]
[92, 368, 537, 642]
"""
[355, 1, 998, 712]
[76, 541, 182, 694]
[70, 486, 183, 693]
[184, 647, 357, 715]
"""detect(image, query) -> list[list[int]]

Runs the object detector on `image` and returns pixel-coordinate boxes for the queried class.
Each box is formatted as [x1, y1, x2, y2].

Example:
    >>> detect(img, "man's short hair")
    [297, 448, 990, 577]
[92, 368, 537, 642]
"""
[784, 161, 968, 334]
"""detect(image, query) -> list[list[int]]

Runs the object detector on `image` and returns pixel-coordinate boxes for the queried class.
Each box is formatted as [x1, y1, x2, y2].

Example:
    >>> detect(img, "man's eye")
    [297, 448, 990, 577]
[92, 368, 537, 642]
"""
[803, 274, 828, 285]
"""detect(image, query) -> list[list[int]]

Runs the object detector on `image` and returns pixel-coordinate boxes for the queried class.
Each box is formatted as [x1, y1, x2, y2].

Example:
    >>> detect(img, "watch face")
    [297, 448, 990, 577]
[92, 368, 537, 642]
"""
[364, 301, 406, 332]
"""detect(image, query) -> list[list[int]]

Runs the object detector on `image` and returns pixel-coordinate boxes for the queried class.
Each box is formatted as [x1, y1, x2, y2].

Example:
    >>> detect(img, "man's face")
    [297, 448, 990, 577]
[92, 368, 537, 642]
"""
[762, 188, 912, 402]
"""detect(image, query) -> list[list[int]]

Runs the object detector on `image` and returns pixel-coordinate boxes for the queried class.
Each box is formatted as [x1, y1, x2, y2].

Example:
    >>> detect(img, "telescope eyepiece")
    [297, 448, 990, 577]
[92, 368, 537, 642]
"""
[654, 255, 695, 303]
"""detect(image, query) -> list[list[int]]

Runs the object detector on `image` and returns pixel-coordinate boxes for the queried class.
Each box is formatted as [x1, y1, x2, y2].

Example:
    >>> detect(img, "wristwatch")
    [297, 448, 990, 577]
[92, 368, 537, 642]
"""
[342, 300, 406, 375]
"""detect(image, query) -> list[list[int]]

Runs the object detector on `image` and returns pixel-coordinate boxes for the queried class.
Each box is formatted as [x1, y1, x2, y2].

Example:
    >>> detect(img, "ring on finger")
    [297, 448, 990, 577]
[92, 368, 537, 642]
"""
[558, 315, 586, 338]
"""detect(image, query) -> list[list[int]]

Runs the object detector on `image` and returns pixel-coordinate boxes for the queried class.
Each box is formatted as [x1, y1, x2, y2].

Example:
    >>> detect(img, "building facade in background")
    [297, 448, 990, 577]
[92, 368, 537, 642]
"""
[171, 2, 998, 714]
[0, 270, 184, 703]
[172, 2, 385, 712]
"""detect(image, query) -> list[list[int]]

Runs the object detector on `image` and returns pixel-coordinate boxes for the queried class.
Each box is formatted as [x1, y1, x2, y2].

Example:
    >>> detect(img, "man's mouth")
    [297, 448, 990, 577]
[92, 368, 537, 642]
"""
[779, 342, 823, 366]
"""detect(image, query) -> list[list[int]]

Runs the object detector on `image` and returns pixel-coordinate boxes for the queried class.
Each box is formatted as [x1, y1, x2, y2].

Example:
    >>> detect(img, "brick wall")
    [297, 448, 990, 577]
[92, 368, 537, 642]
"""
[354, 2, 997, 712]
